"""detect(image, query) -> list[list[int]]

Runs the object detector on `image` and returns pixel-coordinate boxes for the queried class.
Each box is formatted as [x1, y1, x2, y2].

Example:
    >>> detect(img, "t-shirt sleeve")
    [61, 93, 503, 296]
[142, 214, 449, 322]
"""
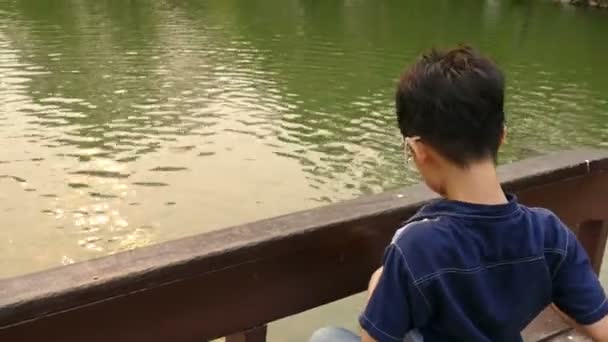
[552, 228, 608, 325]
[359, 244, 430, 342]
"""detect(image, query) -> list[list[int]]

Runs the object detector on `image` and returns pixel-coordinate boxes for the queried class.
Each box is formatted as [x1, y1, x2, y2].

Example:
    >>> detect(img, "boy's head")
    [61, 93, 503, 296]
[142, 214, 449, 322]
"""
[396, 45, 506, 193]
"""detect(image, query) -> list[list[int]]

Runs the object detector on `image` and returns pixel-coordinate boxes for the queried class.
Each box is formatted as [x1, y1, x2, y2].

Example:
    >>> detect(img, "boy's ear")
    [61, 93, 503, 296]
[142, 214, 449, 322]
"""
[500, 125, 507, 146]
[411, 140, 428, 163]
[414, 142, 448, 167]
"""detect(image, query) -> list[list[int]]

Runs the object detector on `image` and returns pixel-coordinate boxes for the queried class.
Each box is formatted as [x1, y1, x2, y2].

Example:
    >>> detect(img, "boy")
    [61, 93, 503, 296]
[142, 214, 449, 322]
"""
[310, 46, 608, 341]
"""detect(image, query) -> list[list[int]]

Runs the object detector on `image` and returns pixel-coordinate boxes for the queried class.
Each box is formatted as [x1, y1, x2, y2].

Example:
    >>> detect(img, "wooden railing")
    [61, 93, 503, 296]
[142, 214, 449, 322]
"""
[0, 149, 607, 342]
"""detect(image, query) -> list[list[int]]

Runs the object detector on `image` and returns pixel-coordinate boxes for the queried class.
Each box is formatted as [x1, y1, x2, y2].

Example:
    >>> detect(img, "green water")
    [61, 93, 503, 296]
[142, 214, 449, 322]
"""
[1, 0, 608, 338]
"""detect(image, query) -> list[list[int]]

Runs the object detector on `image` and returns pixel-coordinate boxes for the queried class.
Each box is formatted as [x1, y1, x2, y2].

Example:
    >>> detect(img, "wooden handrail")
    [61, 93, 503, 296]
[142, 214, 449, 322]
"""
[0, 149, 607, 342]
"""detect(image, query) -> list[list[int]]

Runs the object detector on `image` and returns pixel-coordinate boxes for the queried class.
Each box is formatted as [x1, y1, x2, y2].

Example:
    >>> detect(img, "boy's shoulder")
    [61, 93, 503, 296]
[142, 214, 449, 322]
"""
[393, 203, 567, 245]
[524, 206, 571, 249]
[390, 216, 455, 262]
[389, 203, 570, 279]
[392, 216, 446, 246]
[525, 205, 561, 221]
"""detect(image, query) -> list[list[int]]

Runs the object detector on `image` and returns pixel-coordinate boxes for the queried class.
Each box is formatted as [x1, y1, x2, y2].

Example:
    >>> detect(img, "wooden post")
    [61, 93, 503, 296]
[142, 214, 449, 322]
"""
[577, 220, 608, 275]
[225, 325, 267, 342]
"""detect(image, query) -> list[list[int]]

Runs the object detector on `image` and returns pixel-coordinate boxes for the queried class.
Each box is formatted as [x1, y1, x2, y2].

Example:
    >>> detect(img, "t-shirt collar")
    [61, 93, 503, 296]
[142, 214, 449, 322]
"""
[413, 193, 520, 219]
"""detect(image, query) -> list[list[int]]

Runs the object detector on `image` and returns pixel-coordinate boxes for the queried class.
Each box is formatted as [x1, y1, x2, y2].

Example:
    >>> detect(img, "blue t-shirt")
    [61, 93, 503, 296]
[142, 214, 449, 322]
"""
[360, 194, 608, 342]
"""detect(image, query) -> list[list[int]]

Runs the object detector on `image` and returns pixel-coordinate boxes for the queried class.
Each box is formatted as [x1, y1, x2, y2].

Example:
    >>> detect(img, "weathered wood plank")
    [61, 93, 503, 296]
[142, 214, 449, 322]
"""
[578, 220, 608, 274]
[522, 307, 570, 341]
[543, 330, 591, 342]
[226, 325, 267, 342]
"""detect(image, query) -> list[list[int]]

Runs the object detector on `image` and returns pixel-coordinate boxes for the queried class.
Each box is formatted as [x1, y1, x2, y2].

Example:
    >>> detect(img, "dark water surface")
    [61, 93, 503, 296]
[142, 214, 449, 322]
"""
[1, 0, 608, 338]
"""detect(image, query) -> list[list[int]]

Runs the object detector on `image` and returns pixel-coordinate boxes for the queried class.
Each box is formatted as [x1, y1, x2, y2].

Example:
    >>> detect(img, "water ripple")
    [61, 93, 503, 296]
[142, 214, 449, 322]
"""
[0, 0, 607, 278]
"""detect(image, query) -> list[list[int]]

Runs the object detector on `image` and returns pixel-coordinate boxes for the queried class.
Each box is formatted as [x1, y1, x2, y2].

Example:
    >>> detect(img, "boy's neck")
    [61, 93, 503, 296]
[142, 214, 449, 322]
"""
[441, 160, 507, 205]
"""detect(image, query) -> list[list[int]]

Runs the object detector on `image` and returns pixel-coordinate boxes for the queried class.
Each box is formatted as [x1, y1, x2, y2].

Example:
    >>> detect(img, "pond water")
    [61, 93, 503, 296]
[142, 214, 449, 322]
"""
[1, 0, 608, 338]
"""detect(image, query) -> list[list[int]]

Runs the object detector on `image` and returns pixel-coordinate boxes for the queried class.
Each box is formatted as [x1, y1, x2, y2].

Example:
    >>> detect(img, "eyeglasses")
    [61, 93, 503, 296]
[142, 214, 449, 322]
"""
[402, 136, 421, 164]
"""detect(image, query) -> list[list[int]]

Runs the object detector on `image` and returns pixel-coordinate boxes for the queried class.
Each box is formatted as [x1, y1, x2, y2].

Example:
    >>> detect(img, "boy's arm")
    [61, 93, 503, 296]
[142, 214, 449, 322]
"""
[582, 315, 608, 341]
[366, 267, 383, 301]
[359, 244, 430, 342]
[361, 268, 383, 342]
[361, 326, 379, 342]
[552, 304, 608, 342]
[552, 228, 608, 340]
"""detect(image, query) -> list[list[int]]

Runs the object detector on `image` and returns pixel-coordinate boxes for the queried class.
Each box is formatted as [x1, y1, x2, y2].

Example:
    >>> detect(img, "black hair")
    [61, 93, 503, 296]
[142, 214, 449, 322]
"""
[396, 45, 505, 167]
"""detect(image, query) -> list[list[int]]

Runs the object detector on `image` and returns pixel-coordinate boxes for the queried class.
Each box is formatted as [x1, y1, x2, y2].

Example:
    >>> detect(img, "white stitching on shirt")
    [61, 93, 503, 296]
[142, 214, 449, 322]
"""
[543, 248, 566, 278]
[360, 313, 405, 341]
[544, 248, 566, 255]
[414, 266, 483, 285]
[552, 230, 569, 280]
[393, 243, 432, 312]
[486, 255, 544, 269]
[413, 255, 545, 285]
[578, 297, 608, 319]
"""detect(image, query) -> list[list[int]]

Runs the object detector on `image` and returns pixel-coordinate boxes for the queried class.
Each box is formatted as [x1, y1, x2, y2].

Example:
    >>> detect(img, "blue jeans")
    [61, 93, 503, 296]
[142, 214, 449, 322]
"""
[309, 327, 360, 342]
[310, 327, 423, 342]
